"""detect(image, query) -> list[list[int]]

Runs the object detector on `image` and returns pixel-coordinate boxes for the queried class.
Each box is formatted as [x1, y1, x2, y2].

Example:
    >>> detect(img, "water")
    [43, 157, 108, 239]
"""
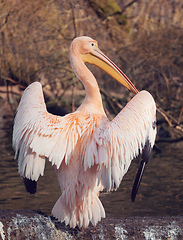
[0, 105, 183, 218]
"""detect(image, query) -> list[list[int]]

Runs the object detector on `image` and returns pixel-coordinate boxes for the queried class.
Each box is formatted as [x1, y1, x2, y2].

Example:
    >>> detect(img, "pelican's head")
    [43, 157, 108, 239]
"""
[70, 36, 98, 55]
[70, 36, 138, 94]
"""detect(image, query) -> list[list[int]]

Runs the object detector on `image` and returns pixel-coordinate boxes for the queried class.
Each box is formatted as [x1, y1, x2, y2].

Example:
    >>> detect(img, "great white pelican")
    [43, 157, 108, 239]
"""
[13, 36, 156, 228]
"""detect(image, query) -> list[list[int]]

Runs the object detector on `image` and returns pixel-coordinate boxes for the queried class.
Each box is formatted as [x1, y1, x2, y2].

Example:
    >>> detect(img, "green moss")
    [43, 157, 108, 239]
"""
[88, 0, 127, 26]
[102, 0, 121, 15]
[88, 0, 121, 18]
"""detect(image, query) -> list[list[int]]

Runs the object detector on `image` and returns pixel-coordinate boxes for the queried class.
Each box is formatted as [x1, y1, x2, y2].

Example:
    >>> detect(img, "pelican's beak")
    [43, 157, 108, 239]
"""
[81, 47, 138, 94]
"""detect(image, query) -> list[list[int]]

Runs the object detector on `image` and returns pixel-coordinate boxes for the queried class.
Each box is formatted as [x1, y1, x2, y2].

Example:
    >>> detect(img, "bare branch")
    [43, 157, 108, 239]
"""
[70, 2, 77, 38]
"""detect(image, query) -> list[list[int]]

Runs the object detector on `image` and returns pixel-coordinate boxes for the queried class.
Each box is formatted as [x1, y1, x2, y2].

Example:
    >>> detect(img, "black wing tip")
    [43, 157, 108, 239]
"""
[131, 161, 146, 203]
[142, 139, 152, 164]
[23, 177, 37, 194]
[131, 139, 153, 203]
[131, 191, 136, 203]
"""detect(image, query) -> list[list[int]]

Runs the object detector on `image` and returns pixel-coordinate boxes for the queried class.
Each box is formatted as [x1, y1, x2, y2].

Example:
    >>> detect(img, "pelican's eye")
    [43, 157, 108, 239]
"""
[91, 42, 95, 47]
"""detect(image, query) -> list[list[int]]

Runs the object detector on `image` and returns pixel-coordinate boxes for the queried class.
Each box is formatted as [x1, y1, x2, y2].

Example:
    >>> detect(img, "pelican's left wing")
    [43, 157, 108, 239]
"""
[98, 90, 156, 192]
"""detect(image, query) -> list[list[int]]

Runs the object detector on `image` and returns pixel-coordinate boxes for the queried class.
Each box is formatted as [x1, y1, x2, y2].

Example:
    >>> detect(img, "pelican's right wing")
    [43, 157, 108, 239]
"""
[13, 82, 80, 183]
[97, 91, 156, 194]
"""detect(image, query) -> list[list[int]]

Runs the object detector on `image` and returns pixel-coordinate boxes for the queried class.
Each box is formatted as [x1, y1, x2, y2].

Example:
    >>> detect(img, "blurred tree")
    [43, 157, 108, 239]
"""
[0, 0, 182, 140]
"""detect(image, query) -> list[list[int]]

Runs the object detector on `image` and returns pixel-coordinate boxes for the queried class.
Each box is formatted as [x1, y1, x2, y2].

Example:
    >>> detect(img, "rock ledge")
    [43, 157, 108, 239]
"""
[0, 210, 182, 239]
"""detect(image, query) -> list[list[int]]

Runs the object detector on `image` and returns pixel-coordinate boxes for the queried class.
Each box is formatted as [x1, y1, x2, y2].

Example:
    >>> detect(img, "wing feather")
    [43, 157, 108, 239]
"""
[98, 90, 156, 191]
[12, 82, 80, 181]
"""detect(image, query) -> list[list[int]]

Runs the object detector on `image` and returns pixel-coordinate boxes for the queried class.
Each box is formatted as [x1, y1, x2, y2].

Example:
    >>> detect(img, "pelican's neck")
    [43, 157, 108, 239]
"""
[70, 54, 104, 112]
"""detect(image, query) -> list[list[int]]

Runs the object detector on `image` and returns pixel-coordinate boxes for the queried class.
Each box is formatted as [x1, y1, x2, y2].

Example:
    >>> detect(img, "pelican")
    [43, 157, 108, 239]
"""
[13, 36, 156, 228]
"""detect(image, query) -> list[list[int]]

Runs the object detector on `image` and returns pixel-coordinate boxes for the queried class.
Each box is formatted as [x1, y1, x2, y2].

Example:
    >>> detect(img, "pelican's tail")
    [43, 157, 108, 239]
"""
[51, 191, 105, 228]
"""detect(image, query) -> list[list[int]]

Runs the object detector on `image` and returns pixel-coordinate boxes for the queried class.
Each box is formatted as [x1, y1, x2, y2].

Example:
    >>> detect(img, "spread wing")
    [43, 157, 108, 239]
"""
[12, 82, 81, 182]
[98, 90, 156, 192]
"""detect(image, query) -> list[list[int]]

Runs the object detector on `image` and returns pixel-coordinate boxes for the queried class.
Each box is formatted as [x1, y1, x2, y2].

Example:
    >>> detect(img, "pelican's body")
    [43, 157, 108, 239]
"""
[13, 37, 156, 228]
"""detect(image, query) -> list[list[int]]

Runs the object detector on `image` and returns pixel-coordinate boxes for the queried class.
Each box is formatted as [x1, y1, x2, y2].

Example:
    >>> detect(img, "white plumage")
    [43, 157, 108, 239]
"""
[13, 36, 156, 228]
